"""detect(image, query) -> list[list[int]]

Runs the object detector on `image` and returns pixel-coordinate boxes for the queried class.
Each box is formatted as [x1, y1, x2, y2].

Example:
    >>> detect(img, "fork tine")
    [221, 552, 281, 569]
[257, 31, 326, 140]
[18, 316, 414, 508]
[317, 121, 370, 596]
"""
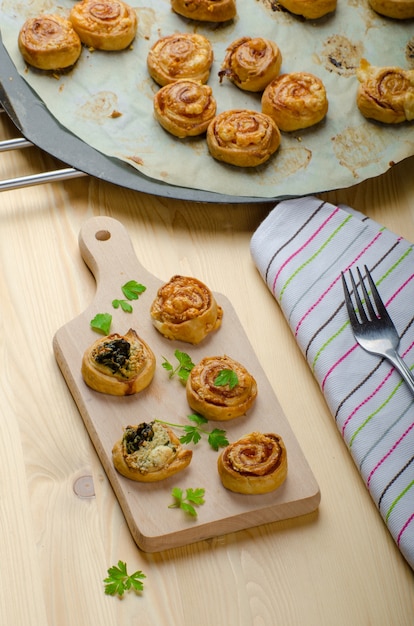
[363, 265, 391, 321]
[357, 266, 377, 321]
[341, 271, 359, 326]
[349, 268, 369, 323]
[342, 266, 414, 395]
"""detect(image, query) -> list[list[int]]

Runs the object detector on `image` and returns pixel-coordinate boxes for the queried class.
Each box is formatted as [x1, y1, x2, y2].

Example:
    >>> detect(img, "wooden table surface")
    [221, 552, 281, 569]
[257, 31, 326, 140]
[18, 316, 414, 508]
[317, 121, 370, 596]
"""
[1, 109, 413, 625]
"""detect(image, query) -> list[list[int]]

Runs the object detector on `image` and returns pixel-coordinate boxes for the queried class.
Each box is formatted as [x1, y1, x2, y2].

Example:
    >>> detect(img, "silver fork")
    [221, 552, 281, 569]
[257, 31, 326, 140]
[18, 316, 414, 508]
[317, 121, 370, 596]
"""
[342, 265, 414, 395]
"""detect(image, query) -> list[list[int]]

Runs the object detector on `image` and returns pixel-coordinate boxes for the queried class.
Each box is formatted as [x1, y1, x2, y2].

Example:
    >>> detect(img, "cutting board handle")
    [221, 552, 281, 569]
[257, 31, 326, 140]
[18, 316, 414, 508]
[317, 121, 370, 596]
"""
[78, 216, 153, 306]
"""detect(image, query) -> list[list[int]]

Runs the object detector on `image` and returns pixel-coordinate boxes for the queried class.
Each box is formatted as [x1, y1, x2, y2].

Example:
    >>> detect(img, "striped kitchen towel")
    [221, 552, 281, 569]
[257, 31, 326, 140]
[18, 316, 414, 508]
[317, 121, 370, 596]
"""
[250, 195, 414, 570]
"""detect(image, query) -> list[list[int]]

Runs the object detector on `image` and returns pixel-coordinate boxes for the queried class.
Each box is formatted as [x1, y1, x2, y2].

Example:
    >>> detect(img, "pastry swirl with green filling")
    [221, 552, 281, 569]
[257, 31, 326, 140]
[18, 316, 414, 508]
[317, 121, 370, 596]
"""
[81, 328, 156, 396]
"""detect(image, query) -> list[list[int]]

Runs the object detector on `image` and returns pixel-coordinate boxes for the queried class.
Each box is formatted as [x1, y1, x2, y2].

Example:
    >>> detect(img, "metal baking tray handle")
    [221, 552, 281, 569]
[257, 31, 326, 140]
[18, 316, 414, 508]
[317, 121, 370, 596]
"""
[0, 109, 87, 191]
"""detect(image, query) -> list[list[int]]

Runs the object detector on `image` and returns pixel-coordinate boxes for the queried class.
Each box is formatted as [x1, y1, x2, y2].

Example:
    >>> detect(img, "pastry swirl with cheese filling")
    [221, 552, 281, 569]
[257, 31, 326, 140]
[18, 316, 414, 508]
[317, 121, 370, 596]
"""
[356, 59, 414, 124]
[277, 0, 336, 18]
[206, 109, 281, 167]
[171, 0, 237, 22]
[217, 432, 287, 494]
[186, 355, 257, 421]
[219, 37, 282, 93]
[112, 422, 192, 482]
[18, 14, 82, 70]
[69, 0, 137, 50]
[262, 72, 328, 132]
[81, 328, 156, 395]
[147, 33, 214, 87]
[150, 275, 223, 344]
[154, 79, 217, 138]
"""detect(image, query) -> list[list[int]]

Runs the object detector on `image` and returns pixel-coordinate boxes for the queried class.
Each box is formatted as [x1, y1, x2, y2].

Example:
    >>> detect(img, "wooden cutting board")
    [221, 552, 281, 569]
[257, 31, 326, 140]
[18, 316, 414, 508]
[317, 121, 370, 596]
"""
[53, 216, 320, 552]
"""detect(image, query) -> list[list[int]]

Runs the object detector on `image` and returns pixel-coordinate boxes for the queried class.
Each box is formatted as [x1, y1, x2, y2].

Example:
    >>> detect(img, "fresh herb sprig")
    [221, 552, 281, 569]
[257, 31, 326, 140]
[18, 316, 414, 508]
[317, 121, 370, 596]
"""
[162, 350, 195, 383]
[214, 368, 239, 389]
[90, 312, 112, 335]
[161, 351, 239, 391]
[112, 280, 146, 313]
[156, 414, 229, 451]
[103, 560, 146, 597]
[121, 280, 146, 301]
[168, 487, 205, 517]
[90, 280, 146, 334]
[112, 299, 133, 313]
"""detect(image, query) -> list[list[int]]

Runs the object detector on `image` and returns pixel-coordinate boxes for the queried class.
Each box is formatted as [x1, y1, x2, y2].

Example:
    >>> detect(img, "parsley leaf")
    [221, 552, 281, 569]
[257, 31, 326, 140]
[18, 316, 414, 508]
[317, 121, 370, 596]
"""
[187, 413, 207, 425]
[90, 312, 112, 335]
[208, 429, 230, 451]
[162, 350, 195, 383]
[179, 425, 203, 446]
[214, 369, 239, 389]
[156, 415, 229, 451]
[112, 299, 133, 313]
[103, 560, 146, 597]
[122, 280, 146, 301]
[90, 281, 146, 332]
[168, 487, 205, 517]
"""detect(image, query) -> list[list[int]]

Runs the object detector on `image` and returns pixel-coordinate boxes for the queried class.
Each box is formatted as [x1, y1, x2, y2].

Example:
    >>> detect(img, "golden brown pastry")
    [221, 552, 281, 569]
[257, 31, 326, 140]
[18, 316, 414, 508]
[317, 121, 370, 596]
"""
[154, 79, 217, 138]
[356, 59, 414, 124]
[206, 109, 281, 167]
[112, 421, 192, 482]
[219, 37, 282, 93]
[217, 432, 287, 494]
[18, 14, 82, 70]
[81, 328, 156, 396]
[277, 0, 336, 18]
[368, 0, 414, 18]
[69, 0, 137, 50]
[262, 72, 328, 132]
[147, 33, 214, 87]
[150, 275, 223, 344]
[186, 355, 257, 421]
[171, 0, 237, 22]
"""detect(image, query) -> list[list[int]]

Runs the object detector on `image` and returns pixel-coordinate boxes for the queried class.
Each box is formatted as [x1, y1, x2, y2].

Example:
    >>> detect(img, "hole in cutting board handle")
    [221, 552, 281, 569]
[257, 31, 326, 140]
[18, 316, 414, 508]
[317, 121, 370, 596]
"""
[95, 229, 111, 241]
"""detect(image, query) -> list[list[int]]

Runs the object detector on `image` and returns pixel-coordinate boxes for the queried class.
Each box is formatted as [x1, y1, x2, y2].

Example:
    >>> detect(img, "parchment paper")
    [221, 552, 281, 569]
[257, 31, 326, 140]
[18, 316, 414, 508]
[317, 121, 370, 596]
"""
[1, 0, 413, 198]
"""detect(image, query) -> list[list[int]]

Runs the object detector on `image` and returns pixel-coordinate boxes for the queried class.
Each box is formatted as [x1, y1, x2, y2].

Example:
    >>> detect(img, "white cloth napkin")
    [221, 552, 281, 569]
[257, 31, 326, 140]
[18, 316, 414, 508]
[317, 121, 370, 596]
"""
[250, 196, 414, 570]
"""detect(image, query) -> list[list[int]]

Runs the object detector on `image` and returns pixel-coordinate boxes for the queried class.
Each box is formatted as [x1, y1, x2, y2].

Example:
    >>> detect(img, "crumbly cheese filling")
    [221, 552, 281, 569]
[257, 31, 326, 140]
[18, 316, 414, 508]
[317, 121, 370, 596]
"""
[123, 423, 177, 474]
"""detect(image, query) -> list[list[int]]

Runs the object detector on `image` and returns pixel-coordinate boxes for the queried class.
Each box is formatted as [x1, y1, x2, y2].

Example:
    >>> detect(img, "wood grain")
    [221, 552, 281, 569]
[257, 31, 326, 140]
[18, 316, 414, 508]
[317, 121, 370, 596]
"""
[53, 215, 320, 551]
[2, 100, 413, 625]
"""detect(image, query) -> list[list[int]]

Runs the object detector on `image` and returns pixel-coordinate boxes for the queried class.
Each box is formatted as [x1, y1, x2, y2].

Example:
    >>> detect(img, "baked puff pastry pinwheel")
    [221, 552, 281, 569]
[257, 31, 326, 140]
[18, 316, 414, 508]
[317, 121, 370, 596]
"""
[368, 0, 414, 18]
[356, 59, 414, 124]
[18, 14, 82, 70]
[154, 79, 217, 138]
[81, 329, 156, 395]
[277, 0, 336, 18]
[206, 109, 281, 167]
[262, 72, 328, 132]
[112, 421, 192, 482]
[186, 355, 257, 421]
[171, 0, 237, 22]
[219, 37, 282, 93]
[147, 33, 214, 87]
[217, 432, 287, 494]
[150, 275, 223, 344]
[69, 0, 137, 50]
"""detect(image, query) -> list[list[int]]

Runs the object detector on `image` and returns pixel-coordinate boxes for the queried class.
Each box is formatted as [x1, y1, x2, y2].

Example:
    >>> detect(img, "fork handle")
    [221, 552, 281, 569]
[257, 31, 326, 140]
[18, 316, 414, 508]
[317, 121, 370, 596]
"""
[385, 350, 414, 395]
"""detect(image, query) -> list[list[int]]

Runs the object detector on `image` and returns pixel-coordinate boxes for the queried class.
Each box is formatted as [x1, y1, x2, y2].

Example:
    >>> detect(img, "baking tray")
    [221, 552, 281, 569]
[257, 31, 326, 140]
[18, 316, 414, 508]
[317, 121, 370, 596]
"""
[2, 1, 412, 202]
[53, 215, 321, 551]
[0, 34, 273, 203]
